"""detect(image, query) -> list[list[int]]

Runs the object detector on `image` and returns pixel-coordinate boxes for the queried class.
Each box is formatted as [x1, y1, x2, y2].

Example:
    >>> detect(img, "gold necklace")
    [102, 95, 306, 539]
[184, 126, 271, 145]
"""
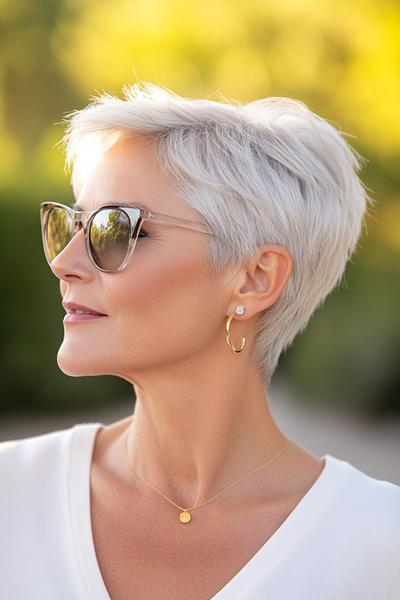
[123, 428, 290, 524]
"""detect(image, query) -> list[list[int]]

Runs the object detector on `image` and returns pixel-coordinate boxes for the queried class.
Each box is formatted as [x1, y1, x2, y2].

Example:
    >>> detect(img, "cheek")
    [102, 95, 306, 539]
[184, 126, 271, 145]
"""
[107, 246, 221, 350]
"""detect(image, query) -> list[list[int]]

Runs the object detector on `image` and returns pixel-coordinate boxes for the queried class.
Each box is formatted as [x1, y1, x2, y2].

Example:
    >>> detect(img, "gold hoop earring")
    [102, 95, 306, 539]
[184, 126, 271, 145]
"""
[225, 305, 246, 354]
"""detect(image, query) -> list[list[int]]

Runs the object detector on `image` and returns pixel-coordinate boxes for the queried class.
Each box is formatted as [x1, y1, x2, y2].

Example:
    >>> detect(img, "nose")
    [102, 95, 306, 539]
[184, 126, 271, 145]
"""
[49, 227, 95, 282]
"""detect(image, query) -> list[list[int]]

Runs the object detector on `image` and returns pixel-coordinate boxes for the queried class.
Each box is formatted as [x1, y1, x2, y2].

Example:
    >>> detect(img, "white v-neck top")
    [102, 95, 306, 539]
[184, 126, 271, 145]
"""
[0, 422, 399, 600]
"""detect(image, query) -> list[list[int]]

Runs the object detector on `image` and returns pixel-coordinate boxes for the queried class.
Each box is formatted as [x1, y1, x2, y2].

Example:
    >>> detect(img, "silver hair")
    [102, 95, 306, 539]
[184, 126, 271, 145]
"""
[59, 82, 374, 387]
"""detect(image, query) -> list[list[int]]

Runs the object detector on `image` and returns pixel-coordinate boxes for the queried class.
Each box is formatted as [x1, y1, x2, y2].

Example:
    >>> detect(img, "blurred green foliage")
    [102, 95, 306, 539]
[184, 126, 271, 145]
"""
[0, 0, 399, 417]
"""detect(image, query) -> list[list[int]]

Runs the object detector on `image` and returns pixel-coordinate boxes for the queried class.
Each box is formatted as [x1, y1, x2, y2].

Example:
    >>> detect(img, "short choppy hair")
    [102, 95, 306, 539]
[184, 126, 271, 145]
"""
[59, 81, 373, 387]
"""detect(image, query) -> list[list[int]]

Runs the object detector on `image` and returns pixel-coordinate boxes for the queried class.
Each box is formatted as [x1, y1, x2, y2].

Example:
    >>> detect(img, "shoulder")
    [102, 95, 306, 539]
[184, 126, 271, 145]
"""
[0, 427, 77, 510]
[0, 426, 77, 545]
[0, 422, 102, 484]
[342, 457, 400, 509]
[329, 455, 400, 545]
[0, 425, 74, 473]
[0, 422, 103, 527]
[0, 423, 101, 592]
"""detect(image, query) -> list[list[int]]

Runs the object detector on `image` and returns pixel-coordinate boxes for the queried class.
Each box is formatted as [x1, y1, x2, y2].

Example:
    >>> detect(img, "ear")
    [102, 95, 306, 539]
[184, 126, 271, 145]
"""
[228, 245, 293, 318]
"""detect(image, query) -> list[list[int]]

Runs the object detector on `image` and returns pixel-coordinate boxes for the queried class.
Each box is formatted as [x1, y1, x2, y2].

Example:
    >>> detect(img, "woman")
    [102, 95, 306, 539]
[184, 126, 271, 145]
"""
[1, 82, 399, 600]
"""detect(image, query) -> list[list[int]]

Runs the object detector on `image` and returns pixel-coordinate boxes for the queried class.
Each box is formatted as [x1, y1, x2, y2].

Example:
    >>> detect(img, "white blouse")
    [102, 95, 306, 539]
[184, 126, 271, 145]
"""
[0, 422, 399, 599]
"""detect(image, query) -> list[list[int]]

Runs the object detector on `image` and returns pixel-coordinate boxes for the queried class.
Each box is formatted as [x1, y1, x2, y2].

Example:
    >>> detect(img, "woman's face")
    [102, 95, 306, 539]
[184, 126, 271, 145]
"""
[52, 135, 230, 380]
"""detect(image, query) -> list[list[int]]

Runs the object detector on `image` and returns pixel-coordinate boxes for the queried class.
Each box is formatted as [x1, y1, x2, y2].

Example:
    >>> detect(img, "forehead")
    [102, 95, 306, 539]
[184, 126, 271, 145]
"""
[71, 135, 156, 202]
[71, 134, 200, 220]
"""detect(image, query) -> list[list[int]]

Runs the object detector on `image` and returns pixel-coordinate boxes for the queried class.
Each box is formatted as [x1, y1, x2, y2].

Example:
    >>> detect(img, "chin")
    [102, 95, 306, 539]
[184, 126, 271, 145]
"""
[56, 347, 107, 377]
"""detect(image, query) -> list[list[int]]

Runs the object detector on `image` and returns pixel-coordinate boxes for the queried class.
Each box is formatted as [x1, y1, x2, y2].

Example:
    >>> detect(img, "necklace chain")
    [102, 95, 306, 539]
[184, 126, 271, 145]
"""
[123, 426, 290, 522]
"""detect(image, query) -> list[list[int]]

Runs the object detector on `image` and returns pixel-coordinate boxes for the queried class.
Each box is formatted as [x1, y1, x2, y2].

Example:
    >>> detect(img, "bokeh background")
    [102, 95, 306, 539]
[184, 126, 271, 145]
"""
[1, 0, 399, 480]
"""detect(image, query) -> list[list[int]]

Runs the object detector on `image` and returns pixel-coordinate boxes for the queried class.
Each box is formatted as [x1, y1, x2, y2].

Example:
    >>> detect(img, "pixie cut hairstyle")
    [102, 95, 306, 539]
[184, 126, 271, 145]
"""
[59, 81, 373, 387]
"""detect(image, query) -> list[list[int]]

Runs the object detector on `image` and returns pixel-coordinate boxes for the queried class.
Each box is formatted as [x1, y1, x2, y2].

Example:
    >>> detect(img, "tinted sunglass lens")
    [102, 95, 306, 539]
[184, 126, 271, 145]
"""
[89, 208, 132, 270]
[45, 207, 73, 261]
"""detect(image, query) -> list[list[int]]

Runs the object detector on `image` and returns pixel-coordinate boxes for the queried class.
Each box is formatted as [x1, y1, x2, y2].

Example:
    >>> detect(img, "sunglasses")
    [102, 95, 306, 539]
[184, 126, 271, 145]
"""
[40, 201, 214, 273]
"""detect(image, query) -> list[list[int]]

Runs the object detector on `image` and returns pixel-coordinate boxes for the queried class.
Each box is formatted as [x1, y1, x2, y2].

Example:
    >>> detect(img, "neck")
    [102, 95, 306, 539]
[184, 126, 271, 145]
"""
[122, 362, 288, 509]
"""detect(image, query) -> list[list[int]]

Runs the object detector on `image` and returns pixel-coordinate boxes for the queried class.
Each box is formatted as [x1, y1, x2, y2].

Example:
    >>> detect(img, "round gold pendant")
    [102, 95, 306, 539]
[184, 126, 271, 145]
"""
[179, 511, 191, 523]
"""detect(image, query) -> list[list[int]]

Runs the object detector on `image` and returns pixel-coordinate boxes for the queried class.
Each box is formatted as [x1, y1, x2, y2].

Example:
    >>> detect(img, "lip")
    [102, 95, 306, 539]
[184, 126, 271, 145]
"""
[62, 301, 108, 316]
[63, 313, 107, 323]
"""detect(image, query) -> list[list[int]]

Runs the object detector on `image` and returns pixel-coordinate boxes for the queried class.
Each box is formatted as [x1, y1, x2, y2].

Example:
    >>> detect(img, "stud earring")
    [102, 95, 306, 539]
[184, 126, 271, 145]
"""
[225, 305, 246, 353]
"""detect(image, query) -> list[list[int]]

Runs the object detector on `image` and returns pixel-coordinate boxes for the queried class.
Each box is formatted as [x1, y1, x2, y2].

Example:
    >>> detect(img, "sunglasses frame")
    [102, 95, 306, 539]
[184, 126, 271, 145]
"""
[40, 201, 214, 273]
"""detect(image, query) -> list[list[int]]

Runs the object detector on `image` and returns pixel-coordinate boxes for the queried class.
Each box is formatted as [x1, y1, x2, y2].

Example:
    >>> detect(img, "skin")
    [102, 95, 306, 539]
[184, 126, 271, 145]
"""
[52, 133, 324, 519]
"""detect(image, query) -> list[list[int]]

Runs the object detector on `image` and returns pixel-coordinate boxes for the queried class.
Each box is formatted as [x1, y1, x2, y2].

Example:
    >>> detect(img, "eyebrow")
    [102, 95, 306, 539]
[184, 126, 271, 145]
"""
[71, 201, 151, 211]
